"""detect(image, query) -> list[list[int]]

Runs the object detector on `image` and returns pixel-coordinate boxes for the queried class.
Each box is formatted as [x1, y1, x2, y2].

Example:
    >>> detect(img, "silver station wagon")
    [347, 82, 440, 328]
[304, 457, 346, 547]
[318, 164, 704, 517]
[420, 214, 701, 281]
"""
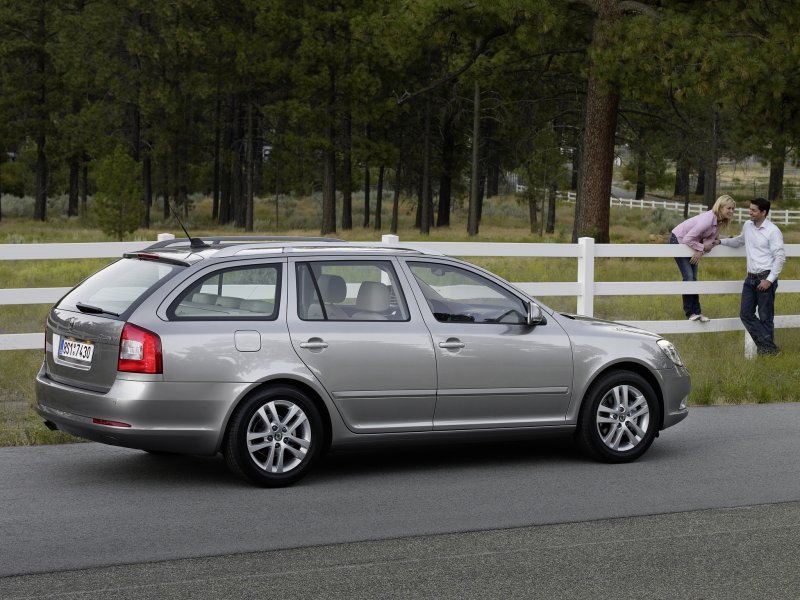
[36, 237, 690, 486]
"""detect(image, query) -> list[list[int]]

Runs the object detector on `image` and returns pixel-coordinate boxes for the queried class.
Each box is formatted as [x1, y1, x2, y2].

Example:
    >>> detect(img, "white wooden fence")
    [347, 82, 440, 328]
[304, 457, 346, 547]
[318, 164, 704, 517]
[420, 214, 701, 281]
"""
[558, 191, 800, 225]
[1, 235, 798, 359]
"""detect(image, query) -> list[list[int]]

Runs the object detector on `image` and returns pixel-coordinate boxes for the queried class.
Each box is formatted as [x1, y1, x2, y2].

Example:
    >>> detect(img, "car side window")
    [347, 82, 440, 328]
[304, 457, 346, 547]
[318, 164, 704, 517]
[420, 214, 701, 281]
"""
[408, 261, 527, 324]
[297, 260, 409, 321]
[170, 264, 281, 320]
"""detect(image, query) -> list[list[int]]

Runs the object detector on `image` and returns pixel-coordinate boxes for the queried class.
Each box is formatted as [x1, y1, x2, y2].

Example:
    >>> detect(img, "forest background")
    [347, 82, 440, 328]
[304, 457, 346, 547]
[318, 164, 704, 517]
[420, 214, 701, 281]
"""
[2, 1, 800, 241]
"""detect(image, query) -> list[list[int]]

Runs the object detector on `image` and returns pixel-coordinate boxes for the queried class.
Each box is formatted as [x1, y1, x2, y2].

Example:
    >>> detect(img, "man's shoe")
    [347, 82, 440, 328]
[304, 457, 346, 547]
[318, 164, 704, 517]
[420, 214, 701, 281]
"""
[698, 314, 711, 322]
[688, 314, 701, 321]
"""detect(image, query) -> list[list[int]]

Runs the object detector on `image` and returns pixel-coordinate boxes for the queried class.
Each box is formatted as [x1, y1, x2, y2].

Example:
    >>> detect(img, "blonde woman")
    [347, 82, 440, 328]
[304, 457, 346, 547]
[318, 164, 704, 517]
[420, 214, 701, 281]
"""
[669, 194, 736, 321]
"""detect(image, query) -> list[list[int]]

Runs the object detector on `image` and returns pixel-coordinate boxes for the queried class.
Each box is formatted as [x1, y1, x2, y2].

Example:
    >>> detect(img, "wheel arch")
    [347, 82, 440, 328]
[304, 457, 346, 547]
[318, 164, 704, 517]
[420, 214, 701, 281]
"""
[218, 378, 333, 454]
[578, 362, 664, 431]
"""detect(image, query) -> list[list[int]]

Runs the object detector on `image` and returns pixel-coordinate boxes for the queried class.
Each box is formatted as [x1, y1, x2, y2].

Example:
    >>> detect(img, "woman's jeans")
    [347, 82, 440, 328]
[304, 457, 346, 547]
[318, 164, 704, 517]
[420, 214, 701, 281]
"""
[670, 233, 701, 317]
[741, 274, 779, 354]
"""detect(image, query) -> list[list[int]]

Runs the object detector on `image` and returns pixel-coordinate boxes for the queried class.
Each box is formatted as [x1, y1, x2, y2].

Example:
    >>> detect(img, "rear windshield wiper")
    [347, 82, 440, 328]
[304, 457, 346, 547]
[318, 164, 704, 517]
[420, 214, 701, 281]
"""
[76, 302, 120, 317]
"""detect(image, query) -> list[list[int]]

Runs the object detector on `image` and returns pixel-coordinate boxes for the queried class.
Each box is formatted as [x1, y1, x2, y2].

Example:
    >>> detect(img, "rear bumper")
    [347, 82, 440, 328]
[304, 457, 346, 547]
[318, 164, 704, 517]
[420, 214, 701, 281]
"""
[35, 365, 247, 455]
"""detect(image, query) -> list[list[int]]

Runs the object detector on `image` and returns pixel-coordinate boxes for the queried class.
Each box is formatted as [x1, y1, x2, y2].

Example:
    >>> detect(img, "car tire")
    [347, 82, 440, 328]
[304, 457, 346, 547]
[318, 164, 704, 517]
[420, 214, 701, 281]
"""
[224, 386, 323, 487]
[576, 370, 659, 463]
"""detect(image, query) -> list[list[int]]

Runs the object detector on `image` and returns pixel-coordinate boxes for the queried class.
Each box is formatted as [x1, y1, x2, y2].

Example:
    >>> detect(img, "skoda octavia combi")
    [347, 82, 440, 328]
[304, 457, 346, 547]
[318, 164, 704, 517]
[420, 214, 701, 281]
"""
[36, 237, 690, 486]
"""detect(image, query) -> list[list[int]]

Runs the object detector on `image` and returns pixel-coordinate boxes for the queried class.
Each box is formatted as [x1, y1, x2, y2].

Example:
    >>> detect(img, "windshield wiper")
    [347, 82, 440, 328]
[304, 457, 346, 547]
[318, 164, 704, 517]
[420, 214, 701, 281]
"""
[76, 302, 120, 317]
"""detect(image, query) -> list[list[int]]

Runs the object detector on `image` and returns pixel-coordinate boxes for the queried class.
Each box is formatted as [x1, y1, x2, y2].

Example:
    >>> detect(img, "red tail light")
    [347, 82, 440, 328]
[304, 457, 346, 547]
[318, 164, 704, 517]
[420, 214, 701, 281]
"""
[118, 323, 162, 374]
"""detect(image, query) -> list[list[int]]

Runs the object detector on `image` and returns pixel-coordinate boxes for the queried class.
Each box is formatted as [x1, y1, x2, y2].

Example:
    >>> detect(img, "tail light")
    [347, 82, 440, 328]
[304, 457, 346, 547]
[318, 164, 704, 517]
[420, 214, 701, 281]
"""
[118, 323, 162, 374]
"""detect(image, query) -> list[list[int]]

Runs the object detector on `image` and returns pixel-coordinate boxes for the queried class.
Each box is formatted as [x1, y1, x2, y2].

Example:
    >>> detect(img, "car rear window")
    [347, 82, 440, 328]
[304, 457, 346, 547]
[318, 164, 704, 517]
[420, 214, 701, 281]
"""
[58, 258, 184, 317]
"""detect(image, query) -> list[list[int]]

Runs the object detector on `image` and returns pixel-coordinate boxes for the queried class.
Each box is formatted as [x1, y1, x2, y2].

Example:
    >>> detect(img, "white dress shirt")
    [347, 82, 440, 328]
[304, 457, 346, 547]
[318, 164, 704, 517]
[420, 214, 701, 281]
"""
[720, 218, 785, 283]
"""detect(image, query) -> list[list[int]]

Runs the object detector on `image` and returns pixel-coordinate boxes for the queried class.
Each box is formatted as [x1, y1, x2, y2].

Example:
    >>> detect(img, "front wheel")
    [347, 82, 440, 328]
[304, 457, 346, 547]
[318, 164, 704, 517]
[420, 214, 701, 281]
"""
[576, 371, 659, 463]
[224, 386, 324, 487]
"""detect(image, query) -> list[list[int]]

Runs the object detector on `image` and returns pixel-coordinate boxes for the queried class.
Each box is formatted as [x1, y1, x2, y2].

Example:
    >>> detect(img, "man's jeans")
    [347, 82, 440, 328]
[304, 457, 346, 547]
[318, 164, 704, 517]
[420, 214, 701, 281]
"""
[670, 233, 701, 317]
[741, 275, 779, 353]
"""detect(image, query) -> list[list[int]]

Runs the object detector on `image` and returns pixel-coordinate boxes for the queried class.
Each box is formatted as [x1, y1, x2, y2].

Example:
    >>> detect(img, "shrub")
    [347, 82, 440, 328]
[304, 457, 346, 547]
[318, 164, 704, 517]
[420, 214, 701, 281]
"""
[91, 145, 144, 240]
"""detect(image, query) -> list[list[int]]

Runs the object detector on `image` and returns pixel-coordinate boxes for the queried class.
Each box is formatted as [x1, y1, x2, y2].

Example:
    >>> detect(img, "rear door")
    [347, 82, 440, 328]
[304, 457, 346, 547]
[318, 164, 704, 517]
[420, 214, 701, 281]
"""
[287, 257, 437, 433]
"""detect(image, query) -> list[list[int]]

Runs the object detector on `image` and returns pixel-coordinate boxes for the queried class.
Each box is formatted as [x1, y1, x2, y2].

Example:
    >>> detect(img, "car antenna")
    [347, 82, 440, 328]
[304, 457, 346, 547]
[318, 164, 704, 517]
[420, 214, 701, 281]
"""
[170, 204, 209, 250]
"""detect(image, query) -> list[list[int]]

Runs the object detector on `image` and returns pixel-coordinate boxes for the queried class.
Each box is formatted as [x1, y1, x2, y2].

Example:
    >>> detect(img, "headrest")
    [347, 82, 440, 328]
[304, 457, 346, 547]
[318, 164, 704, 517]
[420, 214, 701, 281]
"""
[192, 292, 217, 305]
[318, 274, 347, 303]
[356, 281, 389, 312]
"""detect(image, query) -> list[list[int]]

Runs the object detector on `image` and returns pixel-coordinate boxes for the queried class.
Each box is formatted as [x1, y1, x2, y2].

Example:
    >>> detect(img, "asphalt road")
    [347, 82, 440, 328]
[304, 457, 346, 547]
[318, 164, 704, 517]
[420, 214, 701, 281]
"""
[1, 403, 799, 597]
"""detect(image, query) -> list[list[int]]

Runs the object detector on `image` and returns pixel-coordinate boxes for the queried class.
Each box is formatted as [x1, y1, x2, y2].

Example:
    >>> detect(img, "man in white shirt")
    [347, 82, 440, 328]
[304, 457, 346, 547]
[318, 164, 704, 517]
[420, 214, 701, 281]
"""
[720, 197, 786, 355]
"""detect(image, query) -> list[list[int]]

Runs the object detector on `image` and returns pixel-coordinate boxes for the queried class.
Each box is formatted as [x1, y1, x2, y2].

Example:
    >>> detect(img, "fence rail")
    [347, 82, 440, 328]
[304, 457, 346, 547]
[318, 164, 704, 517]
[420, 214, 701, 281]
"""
[1, 235, 798, 359]
[558, 191, 800, 225]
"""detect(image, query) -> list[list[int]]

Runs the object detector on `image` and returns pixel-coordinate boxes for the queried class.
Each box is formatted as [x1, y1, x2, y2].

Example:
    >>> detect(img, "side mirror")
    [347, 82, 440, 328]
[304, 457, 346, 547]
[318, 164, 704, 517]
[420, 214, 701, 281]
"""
[526, 301, 546, 326]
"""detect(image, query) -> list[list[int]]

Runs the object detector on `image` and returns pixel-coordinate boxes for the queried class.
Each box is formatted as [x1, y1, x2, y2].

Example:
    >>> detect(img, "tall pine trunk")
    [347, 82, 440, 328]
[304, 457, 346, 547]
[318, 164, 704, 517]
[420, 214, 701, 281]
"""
[363, 165, 370, 228]
[420, 93, 432, 235]
[374, 165, 384, 230]
[34, 135, 48, 221]
[468, 79, 481, 237]
[341, 112, 352, 230]
[68, 160, 79, 217]
[768, 140, 785, 201]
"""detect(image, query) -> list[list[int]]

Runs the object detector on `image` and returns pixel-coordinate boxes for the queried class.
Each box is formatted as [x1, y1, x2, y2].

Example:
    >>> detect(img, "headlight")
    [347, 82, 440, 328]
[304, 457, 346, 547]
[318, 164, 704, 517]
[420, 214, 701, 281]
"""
[657, 339, 684, 367]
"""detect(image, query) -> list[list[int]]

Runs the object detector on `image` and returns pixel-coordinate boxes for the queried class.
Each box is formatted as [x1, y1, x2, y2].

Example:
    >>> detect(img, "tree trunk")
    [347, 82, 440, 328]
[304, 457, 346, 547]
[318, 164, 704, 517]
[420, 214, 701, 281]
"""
[391, 163, 401, 234]
[161, 153, 170, 219]
[529, 193, 537, 233]
[674, 154, 689, 198]
[142, 154, 152, 228]
[244, 99, 255, 231]
[486, 159, 499, 198]
[571, 147, 579, 191]
[374, 165, 384, 230]
[81, 160, 88, 216]
[420, 93, 432, 235]
[468, 79, 481, 237]
[34, 135, 48, 221]
[574, 77, 618, 242]
[321, 146, 337, 235]
[437, 117, 454, 227]
[68, 159, 79, 217]
[546, 182, 557, 234]
[363, 165, 370, 228]
[768, 140, 785, 201]
[695, 169, 705, 196]
[213, 96, 221, 220]
[572, 0, 629, 243]
[703, 110, 719, 209]
[341, 112, 352, 230]
[635, 129, 646, 200]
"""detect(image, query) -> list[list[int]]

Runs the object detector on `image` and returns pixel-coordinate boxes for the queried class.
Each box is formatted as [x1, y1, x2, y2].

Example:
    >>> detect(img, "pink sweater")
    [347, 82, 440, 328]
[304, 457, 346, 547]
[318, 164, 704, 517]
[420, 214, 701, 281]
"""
[671, 210, 719, 252]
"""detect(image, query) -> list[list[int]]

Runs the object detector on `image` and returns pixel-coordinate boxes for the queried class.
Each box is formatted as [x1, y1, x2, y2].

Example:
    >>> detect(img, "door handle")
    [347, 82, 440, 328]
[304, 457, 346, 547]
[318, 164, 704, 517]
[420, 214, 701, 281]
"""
[299, 339, 328, 350]
[438, 339, 465, 350]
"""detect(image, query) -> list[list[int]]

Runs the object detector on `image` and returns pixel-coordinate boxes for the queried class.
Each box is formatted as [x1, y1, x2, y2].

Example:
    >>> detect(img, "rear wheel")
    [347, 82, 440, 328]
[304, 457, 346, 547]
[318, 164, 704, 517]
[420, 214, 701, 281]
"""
[577, 371, 659, 463]
[224, 386, 323, 487]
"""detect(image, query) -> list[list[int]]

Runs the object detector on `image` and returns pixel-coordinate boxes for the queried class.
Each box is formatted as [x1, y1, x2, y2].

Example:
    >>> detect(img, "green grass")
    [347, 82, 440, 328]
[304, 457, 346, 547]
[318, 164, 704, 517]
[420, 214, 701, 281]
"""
[1, 193, 798, 446]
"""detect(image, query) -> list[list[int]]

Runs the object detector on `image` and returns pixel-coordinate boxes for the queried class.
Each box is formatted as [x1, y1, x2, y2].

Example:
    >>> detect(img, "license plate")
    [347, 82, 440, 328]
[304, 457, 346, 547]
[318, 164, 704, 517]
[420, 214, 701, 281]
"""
[59, 338, 95, 363]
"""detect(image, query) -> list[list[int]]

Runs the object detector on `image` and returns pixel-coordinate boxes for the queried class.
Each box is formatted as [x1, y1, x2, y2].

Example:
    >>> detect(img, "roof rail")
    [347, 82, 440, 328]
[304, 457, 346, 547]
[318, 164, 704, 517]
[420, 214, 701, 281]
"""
[142, 236, 345, 251]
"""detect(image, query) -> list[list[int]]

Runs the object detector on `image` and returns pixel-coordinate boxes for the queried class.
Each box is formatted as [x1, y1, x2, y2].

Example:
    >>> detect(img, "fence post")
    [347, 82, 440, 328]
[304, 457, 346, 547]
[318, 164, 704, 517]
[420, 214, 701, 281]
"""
[577, 237, 595, 316]
[744, 331, 757, 360]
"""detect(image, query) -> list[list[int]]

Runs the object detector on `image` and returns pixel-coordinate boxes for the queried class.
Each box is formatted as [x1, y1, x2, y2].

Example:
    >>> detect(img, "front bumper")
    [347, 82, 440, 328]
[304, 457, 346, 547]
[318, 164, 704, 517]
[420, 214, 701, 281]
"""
[659, 365, 691, 429]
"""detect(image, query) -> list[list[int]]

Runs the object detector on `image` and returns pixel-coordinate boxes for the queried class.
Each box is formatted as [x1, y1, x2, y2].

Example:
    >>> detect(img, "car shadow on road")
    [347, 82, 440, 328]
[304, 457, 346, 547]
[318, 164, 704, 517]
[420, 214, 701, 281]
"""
[40, 433, 589, 489]
[309, 434, 585, 484]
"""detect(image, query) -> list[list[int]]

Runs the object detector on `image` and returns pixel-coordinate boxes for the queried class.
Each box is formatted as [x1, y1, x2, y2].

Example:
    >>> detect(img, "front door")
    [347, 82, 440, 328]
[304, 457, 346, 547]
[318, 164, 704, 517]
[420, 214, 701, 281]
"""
[402, 260, 574, 430]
